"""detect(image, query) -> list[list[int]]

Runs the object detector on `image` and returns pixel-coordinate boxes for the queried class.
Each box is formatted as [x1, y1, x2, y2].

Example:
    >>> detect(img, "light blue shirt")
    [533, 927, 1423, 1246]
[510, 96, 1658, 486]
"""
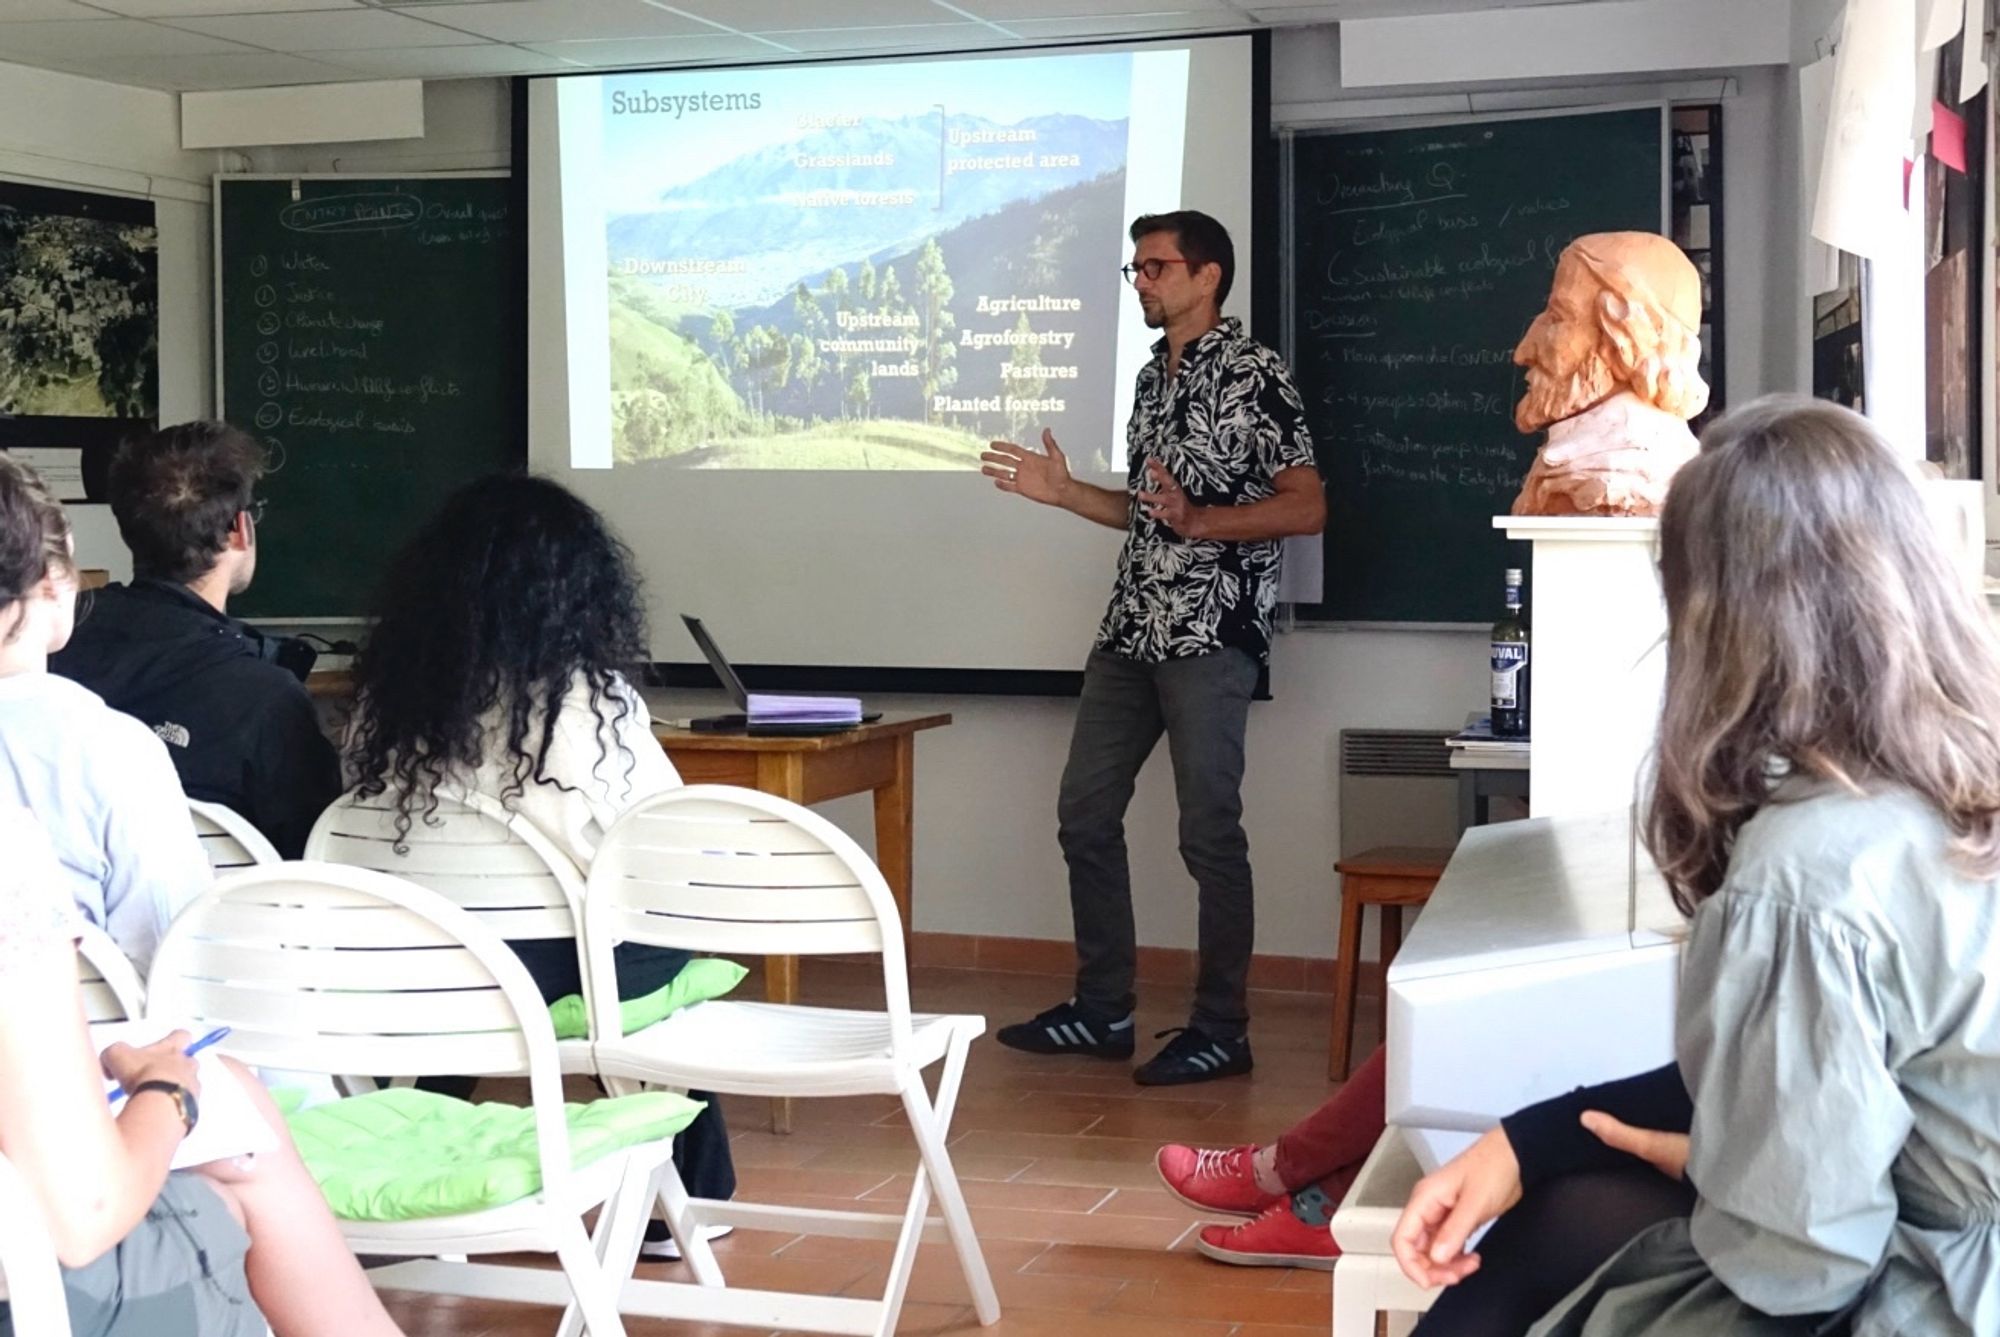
[0, 673, 211, 972]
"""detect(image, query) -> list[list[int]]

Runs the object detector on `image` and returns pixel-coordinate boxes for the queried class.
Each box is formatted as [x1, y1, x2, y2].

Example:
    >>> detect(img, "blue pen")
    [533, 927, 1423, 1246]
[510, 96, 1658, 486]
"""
[107, 1026, 232, 1104]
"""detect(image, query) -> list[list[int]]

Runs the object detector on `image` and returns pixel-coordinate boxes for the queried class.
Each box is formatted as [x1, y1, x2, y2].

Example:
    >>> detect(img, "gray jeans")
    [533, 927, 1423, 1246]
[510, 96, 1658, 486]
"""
[1058, 647, 1259, 1038]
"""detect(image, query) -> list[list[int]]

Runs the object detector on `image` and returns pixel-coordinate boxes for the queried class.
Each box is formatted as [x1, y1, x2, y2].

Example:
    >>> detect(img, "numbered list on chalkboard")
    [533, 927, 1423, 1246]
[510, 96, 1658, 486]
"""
[1288, 108, 1664, 623]
[218, 179, 518, 618]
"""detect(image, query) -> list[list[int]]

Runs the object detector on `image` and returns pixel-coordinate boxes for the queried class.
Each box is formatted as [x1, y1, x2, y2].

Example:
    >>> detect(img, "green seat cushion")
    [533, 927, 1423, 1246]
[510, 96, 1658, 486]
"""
[548, 956, 748, 1041]
[287, 1086, 703, 1221]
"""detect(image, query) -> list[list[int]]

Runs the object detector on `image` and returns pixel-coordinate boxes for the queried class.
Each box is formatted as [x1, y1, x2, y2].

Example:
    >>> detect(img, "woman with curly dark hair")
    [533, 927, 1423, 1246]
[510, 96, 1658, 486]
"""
[345, 473, 734, 1252]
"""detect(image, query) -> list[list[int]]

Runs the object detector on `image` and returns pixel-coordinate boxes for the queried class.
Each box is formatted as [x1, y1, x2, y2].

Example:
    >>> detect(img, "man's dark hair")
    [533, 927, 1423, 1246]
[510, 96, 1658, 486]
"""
[1130, 210, 1235, 306]
[108, 421, 266, 584]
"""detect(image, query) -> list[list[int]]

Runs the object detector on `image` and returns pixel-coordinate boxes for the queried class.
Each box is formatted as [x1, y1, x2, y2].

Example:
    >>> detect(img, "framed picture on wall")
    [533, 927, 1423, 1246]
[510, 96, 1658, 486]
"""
[0, 180, 159, 502]
[1671, 104, 1723, 429]
[1813, 252, 1865, 412]
[1671, 132, 1710, 203]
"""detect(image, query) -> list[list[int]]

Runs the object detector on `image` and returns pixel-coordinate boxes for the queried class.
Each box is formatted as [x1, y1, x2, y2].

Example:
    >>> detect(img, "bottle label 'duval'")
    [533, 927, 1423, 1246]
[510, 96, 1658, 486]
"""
[1491, 642, 1528, 708]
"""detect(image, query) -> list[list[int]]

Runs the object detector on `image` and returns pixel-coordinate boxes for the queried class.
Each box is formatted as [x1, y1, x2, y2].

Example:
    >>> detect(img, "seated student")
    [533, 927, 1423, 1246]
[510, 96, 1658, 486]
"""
[0, 457, 208, 972]
[1168, 1042, 1686, 1329]
[1156, 1045, 1385, 1269]
[51, 422, 340, 859]
[1391, 398, 2000, 1336]
[343, 473, 735, 1257]
[0, 807, 402, 1337]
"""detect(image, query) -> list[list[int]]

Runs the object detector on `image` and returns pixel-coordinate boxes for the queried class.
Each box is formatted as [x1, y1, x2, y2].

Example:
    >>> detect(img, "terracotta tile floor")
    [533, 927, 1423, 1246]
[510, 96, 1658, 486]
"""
[377, 959, 1369, 1337]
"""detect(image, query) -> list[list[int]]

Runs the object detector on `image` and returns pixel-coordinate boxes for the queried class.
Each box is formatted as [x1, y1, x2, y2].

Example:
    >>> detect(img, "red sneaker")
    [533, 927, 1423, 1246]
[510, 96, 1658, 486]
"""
[1155, 1143, 1280, 1217]
[1195, 1199, 1341, 1270]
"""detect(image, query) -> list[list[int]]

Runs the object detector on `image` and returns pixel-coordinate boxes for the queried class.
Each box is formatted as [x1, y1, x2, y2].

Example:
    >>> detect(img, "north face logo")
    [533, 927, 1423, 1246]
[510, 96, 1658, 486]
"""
[154, 722, 191, 749]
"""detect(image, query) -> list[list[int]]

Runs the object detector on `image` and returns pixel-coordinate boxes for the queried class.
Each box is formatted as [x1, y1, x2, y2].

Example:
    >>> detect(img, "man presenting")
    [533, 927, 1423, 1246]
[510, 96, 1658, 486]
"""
[981, 211, 1323, 1086]
[52, 422, 340, 858]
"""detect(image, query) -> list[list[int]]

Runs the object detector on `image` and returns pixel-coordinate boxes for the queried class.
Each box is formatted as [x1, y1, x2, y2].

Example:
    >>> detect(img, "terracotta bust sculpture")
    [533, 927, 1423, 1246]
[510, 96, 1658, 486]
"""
[1510, 232, 1709, 517]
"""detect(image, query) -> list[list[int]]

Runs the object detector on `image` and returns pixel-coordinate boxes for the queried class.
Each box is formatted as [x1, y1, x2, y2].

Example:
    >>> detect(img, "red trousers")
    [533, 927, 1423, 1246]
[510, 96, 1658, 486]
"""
[1273, 1043, 1388, 1194]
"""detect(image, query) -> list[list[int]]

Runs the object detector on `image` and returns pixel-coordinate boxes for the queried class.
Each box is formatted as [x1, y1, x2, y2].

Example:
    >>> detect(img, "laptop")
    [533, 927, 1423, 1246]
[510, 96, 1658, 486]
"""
[679, 615, 881, 735]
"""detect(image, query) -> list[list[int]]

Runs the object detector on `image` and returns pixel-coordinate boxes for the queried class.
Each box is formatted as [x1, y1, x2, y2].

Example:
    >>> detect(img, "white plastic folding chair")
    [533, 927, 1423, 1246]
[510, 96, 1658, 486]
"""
[305, 785, 597, 1076]
[0, 1149, 71, 1337]
[187, 799, 281, 871]
[144, 862, 668, 1337]
[74, 920, 144, 1028]
[573, 784, 1000, 1337]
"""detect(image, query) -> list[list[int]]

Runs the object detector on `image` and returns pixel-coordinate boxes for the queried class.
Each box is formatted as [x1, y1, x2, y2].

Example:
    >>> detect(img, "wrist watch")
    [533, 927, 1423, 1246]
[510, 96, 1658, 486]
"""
[130, 1080, 200, 1136]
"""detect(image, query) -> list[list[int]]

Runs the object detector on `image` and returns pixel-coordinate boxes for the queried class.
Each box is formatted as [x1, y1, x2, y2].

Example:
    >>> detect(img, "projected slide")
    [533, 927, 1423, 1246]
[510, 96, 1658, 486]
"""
[558, 50, 1189, 471]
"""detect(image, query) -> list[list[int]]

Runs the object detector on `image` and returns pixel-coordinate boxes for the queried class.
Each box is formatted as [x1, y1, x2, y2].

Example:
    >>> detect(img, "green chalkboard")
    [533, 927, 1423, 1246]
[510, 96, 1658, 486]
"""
[216, 175, 520, 618]
[1288, 107, 1665, 623]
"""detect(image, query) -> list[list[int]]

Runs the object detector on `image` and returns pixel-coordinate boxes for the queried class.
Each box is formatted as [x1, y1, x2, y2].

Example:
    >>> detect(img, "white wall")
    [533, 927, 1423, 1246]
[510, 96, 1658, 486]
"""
[0, 60, 221, 579]
[29, 6, 1822, 963]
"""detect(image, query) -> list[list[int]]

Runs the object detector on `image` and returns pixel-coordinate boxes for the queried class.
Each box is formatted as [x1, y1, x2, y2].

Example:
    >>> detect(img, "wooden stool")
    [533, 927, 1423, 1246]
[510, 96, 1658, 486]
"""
[1329, 846, 1451, 1079]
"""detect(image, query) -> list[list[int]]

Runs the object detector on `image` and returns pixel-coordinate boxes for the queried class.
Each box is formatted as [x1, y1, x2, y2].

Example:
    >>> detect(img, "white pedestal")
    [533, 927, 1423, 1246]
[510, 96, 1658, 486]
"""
[1386, 807, 1683, 1171]
[1495, 516, 1663, 820]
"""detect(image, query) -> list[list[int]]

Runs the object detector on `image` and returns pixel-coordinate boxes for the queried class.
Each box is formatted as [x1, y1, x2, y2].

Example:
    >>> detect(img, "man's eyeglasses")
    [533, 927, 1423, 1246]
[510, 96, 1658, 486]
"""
[244, 499, 267, 527]
[1121, 258, 1194, 285]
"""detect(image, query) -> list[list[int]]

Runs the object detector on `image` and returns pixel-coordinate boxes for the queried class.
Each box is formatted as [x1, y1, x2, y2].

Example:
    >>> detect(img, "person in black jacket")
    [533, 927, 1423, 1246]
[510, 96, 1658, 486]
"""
[50, 422, 339, 859]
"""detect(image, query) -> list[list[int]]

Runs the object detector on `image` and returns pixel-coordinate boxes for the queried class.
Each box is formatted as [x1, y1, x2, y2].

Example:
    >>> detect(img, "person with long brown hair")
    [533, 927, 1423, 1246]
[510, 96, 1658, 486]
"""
[0, 454, 211, 972]
[0, 458, 403, 1337]
[1391, 396, 2000, 1335]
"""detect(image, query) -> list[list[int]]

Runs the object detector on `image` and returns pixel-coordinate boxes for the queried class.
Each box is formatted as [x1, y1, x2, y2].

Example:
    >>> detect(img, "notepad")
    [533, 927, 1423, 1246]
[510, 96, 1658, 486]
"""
[94, 1021, 279, 1170]
[747, 692, 863, 724]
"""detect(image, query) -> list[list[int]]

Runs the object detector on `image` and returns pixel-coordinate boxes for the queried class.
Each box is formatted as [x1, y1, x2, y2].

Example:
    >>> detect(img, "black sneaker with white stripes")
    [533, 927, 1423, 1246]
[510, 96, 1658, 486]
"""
[995, 999, 1136, 1060]
[1133, 1027, 1253, 1086]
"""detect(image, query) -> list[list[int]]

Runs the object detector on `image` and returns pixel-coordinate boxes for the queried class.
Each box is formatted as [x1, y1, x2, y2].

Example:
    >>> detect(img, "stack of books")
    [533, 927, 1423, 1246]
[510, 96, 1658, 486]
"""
[1449, 714, 1529, 753]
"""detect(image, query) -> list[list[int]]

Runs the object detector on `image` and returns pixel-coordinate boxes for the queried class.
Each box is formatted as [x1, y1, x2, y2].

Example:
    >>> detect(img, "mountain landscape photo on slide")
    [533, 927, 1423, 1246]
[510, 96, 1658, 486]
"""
[603, 56, 1136, 470]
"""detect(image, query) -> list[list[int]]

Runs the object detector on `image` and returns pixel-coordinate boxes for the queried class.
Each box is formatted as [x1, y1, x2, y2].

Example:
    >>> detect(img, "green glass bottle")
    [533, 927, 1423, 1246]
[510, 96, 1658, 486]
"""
[1490, 567, 1529, 738]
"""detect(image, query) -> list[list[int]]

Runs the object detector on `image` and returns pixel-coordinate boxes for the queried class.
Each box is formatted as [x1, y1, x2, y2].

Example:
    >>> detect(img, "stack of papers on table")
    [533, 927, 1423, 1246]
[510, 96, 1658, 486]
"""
[1449, 714, 1529, 753]
[748, 693, 863, 725]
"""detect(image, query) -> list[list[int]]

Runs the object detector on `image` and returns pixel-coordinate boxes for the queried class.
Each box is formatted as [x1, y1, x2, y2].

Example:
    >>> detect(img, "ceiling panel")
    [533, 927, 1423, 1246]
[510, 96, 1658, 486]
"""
[162, 7, 482, 49]
[407, 0, 712, 44]
[0, 0, 1611, 90]
[952, 0, 1232, 17]
[0, 1, 123, 20]
[672, 0, 972, 29]
[1246, 0, 1594, 7]
[317, 41, 575, 77]
[754, 22, 1003, 52]
[518, 32, 793, 66]
[1002, 12, 1257, 37]
[77, 49, 353, 89]
[0, 18, 254, 59]
[88, 0, 365, 15]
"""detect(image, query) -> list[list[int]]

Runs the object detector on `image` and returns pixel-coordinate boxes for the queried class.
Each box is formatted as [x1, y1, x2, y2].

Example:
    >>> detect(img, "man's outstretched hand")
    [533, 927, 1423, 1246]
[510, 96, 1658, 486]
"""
[982, 428, 1073, 508]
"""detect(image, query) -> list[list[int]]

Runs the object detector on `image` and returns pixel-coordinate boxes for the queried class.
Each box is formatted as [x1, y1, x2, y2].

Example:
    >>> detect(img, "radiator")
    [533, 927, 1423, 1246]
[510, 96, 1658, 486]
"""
[1337, 728, 1459, 858]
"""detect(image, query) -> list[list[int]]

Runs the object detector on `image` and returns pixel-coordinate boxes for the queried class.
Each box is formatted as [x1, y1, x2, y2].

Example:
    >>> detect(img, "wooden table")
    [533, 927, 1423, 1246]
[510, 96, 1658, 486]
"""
[653, 711, 952, 1131]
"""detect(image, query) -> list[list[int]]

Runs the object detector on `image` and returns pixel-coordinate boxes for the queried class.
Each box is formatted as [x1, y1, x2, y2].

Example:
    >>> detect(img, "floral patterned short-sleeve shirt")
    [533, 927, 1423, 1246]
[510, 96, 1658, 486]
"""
[1095, 318, 1318, 665]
